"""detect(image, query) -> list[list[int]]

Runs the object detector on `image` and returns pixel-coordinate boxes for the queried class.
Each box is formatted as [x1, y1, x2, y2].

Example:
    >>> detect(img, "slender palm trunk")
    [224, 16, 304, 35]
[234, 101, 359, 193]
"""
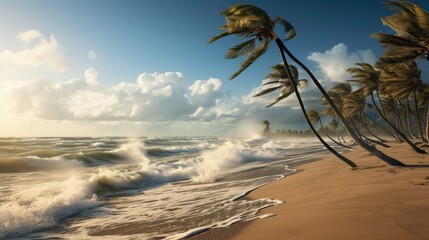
[273, 38, 357, 168]
[426, 111, 429, 142]
[358, 113, 390, 145]
[278, 41, 412, 165]
[378, 92, 402, 141]
[394, 99, 406, 137]
[369, 95, 425, 153]
[362, 111, 396, 139]
[405, 99, 417, 138]
[370, 93, 399, 140]
[319, 120, 352, 149]
[413, 91, 427, 142]
[350, 117, 388, 147]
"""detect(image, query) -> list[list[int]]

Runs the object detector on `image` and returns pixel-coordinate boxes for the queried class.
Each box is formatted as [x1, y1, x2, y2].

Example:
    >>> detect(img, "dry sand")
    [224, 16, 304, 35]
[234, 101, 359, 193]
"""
[191, 142, 429, 240]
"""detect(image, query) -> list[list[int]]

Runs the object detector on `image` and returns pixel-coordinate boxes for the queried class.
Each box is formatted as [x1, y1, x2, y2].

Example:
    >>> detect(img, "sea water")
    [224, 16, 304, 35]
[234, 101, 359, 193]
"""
[0, 136, 335, 239]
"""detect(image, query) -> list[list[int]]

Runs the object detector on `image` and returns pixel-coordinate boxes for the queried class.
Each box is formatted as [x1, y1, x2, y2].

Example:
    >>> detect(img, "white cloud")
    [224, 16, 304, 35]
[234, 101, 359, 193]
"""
[84, 68, 99, 86]
[0, 30, 70, 72]
[307, 43, 376, 84]
[5, 42, 380, 136]
[188, 78, 223, 107]
[16, 29, 43, 43]
[88, 50, 96, 59]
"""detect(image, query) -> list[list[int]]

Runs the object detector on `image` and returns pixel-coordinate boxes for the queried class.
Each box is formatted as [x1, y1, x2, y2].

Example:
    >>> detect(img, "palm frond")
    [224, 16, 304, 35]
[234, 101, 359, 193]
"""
[230, 39, 270, 80]
[225, 38, 256, 59]
[266, 86, 294, 107]
[252, 85, 283, 97]
[274, 17, 297, 40]
[208, 31, 231, 43]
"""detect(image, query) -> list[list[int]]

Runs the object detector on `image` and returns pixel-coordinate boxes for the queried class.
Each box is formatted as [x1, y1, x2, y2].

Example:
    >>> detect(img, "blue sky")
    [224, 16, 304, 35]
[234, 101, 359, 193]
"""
[0, 0, 428, 136]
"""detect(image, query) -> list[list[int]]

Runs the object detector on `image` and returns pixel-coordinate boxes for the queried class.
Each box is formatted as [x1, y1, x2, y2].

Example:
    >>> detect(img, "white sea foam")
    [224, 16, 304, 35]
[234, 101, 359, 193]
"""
[0, 177, 98, 239]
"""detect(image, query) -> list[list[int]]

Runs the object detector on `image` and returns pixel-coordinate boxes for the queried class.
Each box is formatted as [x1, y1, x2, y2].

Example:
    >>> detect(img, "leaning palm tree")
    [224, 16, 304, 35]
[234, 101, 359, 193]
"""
[379, 61, 427, 143]
[252, 64, 357, 167]
[210, 4, 357, 167]
[210, 4, 406, 166]
[342, 90, 390, 148]
[371, 0, 429, 66]
[347, 63, 426, 152]
[308, 107, 351, 149]
[328, 118, 347, 144]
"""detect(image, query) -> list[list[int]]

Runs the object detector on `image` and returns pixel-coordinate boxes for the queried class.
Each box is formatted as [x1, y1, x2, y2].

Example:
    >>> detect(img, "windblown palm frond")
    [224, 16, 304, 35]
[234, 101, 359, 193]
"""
[307, 107, 321, 125]
[372, 0, 429, 65]
[209, 4, 296, 80]
[342, 91, 368, 118]
[379, 61, 423, 99]
[253, 64, 307, 107]
[347, 63, 380, 97]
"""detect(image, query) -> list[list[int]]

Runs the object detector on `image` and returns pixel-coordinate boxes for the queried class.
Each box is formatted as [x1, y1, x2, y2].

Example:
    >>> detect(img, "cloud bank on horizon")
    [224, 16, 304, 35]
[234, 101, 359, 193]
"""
[1, 29, 379, 136]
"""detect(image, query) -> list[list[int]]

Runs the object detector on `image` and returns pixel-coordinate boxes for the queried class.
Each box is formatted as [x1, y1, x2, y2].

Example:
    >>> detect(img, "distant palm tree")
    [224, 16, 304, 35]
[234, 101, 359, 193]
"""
[328, 118, 347, 144]
[262, 120, 271, 137]
[307, 107, 351, 149]
[209, 4, 357, 167]
[347, 63, 426, 152]
[371, 0, 429, 66]
[342, 91, 390, 148]
[210, 4, 406, 166]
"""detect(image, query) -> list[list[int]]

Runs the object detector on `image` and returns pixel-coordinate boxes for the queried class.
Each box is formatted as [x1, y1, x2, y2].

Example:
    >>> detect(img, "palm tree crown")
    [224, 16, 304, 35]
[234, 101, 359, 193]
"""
[209, 4, 296, 79]
[371, 0, 429, 66]
[253, 64, 307, 107]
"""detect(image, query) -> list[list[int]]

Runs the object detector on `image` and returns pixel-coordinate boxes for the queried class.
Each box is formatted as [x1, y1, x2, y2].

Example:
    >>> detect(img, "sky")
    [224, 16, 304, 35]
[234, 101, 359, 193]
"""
[0, 0, 428, 137]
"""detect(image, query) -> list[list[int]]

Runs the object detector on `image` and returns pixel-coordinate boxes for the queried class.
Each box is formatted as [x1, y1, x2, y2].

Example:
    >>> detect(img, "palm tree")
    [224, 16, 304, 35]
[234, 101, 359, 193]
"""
[209, 4, 357, 167]
[379, 61, 427, 143]
[342, 91, 390, 148]
[308, 107, 351, 149]
[210, 4, 405, 166]
[262, 120, 271, 137]
[347, 63, 426, 152]
[371, 0, 429, 66]
[253, 64, 308, 107]
[252, 63, 357, 167]
[328, 118, 347, 144]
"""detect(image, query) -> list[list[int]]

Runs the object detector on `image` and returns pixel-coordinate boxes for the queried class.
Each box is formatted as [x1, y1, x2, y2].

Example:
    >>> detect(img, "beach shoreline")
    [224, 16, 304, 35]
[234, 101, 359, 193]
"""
[190, 142, 429, 240]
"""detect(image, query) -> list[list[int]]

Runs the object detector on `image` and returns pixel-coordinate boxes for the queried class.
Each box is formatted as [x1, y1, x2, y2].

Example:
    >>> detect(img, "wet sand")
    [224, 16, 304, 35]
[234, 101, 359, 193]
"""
[191, 142, 429, 240]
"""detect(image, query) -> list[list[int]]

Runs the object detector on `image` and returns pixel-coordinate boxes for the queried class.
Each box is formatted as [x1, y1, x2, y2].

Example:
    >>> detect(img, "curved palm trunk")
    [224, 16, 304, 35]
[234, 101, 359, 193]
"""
[405, 99, 417, 139]
[274, 38, 357, 168]
[377, 91, 402, 141]
[413, 91, 427, 142]
[358, 113, 390, 146]
[370, 93, 399, 140]
[319, 120, 352, 149]
[350, 117, 389, 147]
[370, 92, 426, 153]
[426, 111, 429, 142]
[362, 111, 396, 139]
[278, 41, 411, 165]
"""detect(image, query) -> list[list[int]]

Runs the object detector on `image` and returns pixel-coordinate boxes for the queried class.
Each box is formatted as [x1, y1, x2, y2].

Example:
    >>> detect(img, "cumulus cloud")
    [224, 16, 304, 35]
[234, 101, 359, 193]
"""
[307, 43, 376, 84]
[188, 78, 222, 107]
[84, 68, 99, 86]
[9, 71, 226, 122]
[0, 30, 70, 72]
[88, 50, 96, 59]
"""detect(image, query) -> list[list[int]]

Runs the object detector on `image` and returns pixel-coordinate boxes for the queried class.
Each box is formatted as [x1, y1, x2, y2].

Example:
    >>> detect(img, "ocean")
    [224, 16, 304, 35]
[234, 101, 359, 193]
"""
[0, 136, 338, 239]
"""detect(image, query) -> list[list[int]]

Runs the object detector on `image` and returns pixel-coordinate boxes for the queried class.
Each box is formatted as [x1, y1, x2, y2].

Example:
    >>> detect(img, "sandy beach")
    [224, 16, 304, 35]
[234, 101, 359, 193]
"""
[191, 142, 429, 240]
